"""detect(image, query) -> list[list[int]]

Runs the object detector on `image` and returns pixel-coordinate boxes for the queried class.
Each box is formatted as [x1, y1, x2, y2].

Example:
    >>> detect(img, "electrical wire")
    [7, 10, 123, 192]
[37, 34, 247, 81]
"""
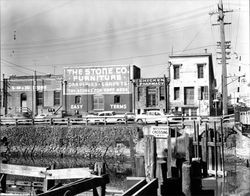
[1, 59, 47, 74]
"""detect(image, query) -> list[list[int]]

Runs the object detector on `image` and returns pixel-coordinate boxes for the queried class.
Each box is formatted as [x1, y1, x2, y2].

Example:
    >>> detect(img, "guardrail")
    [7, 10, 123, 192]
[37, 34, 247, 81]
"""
[0, 115, 235, 126]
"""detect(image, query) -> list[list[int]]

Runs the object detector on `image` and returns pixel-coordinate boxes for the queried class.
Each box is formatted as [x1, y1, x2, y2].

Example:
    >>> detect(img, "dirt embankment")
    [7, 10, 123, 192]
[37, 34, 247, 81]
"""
[1, 125, 140, 158]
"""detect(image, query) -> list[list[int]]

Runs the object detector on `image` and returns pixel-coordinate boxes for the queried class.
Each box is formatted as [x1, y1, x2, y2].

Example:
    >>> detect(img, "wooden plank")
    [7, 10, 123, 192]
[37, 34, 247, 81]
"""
[133, 178, 158, 196]
[38, 174, 109, 196]
[122, 179, 147, 196]
[144, 136, 156, 180]
[0, 164, 47, 178]
[47, 168, 96, 180]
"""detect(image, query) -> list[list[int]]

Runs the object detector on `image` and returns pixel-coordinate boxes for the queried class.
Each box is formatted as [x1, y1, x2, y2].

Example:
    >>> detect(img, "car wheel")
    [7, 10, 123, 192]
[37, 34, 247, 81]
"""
[137, 119, 144, 124]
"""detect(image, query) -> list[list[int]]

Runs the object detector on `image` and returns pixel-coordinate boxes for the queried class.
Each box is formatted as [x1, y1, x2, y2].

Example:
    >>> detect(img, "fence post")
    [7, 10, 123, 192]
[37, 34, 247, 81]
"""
[182, 161, 191, 196]
[144, 135, 156, 180]
[185, 133, 192, 163]
[214, 122, 218, 177]
[94, 162, 106, 196]
[167, 132, 172, 178]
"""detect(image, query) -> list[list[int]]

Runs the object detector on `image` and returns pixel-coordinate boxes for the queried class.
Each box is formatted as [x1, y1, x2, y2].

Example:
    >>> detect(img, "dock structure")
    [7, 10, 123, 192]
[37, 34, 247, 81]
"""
[0, 162, 109, 196]
[129, 118, 227, 195]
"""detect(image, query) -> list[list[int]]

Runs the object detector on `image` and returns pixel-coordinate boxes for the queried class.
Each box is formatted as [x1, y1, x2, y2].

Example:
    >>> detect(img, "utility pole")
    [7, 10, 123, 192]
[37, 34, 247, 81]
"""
[34, 71, 38, 116]
[210, 0, 233, 115]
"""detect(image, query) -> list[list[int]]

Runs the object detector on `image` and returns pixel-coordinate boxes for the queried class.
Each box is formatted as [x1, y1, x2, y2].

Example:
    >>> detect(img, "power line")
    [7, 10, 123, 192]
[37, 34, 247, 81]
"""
[182, 18, 210, 52]
[2, 4, 214, 47]
[1, 59, 46, 74]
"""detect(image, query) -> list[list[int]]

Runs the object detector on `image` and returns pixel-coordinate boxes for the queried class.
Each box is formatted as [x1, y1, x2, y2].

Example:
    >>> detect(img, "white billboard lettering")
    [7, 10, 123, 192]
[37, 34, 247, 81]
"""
[64, 66, 131, 95]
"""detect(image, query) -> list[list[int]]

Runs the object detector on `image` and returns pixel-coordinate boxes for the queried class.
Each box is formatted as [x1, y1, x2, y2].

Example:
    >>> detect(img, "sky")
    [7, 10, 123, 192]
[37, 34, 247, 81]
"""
[0, 0, 249, 94]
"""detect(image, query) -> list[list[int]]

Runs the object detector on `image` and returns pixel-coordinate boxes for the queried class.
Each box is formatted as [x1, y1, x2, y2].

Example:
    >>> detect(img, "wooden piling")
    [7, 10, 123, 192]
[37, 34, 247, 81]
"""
[185, 133, 191, 163]
[182, 161, 191, 196]
[167, 133, 172, 178]
[214, 122, 218, 177]
[196, 123, 200, 158]
[208, 129, 213, 171]
[144, 136, 156, 180]
[135, 155, 145, 177]
[193, 121, 197, 157]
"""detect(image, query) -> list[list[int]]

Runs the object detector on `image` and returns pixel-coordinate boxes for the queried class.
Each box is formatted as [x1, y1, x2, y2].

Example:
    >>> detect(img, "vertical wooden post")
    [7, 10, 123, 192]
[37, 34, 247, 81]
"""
[196, 123, 200, 158]
[135, 155, 145, 177]
[182, 161, 191, 196]
[214, 122, 218, 177]
[193, 121, 197, 157]
[208, 129, 213, 171]
[43, 163, 56, 192]
[185, 133, 191, 163]
[144, 135, 156, 180]
[203, 123, 208, 177]
[156, 160, 167, 196]
[167, 133, 172, 178]
[0, 160, 7, 193]
[94, 162, 106, 196]
[129, 130, 136, 176]
[221, 118, 225, 177]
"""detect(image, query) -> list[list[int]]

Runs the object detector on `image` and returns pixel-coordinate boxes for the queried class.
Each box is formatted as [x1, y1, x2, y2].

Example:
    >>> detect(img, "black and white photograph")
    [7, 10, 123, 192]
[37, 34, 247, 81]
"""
[0, 0, 249, 195]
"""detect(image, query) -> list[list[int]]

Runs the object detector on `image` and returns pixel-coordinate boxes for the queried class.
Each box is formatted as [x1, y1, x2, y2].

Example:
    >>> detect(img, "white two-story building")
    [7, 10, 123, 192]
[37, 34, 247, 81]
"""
[168, 53, 217, 116]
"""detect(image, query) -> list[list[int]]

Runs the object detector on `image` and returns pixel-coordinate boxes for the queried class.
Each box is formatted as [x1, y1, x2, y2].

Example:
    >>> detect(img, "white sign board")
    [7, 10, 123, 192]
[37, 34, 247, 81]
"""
[149, 126, 169, 138]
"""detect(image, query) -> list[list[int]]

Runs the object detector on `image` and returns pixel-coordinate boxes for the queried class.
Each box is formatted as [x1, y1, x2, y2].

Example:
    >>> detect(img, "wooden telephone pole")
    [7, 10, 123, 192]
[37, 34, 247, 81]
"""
[210, 0, 233, 115]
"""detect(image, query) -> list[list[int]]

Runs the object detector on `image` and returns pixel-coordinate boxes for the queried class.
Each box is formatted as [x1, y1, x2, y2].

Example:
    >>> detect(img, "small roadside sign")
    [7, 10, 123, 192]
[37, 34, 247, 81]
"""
[149, 126, 169, 138]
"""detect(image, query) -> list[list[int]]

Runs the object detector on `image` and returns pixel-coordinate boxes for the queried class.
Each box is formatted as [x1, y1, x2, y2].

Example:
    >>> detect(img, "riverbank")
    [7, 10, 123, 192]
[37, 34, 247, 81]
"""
[0, 125, 140, 158]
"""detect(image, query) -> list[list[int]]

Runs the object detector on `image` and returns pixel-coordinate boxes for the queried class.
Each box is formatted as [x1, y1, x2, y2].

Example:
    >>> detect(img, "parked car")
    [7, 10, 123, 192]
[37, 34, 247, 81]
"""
[86, 111, 126, 124]
[34, 113, 49, 123]
[135, 110, 169, 124]
[125, 112, 135, 122]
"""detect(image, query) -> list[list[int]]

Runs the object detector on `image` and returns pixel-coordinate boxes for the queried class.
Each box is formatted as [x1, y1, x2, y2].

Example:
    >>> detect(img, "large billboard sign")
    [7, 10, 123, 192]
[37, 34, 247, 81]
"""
[64, 65, 131, 95]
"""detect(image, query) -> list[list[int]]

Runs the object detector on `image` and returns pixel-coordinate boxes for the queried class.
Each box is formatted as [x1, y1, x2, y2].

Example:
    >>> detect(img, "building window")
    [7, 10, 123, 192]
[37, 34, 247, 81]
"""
[54, 91, 60, 106]
[94, 95, 104, 110]
[191, 108, 197, 116]
[75, 96, 81, 104]
[37, 91, 43, 106]
[114, 95, 120, 103]
[197, 64, 204, 78]
[183, 108, 189, 116]
[146, 87, 156, 107]
[173, 65, 180, 79]
[174, 87, 180, 100]
[159, 86, 165, 100]
[138, 87, 142, 101]
[184, 87, 194, 105]
[198, 86, 208, 100]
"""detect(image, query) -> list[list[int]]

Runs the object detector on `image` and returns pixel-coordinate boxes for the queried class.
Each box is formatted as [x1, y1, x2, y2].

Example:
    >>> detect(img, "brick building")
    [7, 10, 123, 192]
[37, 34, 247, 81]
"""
[134, 77, 169, 114]
[4, 74, 63, 116]
[64, 65, 140, 115]
[168, 53, 217, 116]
